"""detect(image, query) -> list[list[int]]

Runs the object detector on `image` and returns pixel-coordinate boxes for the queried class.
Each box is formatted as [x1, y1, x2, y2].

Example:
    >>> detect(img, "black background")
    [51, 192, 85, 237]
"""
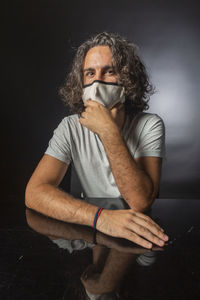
[2, 0, 200, 202]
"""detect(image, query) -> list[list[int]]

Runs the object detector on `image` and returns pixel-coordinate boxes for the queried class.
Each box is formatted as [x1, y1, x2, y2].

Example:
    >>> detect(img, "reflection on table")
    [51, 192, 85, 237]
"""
[0, 197, 200, 299]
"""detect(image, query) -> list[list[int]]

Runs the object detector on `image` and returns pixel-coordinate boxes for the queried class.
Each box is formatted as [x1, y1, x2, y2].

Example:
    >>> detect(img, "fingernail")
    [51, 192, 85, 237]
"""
[164, 234, 169, 241]
[159, 240, 165, 246]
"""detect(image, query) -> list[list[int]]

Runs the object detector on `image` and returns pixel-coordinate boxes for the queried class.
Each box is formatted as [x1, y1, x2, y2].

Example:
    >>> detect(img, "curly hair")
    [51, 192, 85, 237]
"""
[59, 32, 154, 115]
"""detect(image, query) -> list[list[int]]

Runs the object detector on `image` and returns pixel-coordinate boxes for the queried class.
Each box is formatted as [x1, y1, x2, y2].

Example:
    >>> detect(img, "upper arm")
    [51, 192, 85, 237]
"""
[135, 156, 162, 200]
[27, 154, 69, 189]
[134, 114, 165, 201]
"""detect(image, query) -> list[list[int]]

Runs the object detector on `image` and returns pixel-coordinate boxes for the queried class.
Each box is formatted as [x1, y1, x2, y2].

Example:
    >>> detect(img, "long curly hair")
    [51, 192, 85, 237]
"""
[59, 32, 154, 115]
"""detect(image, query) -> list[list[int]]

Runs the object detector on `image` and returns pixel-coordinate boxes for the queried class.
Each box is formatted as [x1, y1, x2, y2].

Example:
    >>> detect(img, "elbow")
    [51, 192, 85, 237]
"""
[143, 195, 156, 212]
[133, 196, 153, 212]
[25, 183, 31, 208]
[143, 189, 156, 212]
[142, 178, 156, 209]
[128, 195, 154, 213]
[25, 181, 34, 209]
[127, 184, 155, 212]
[139, 189, 157, 212]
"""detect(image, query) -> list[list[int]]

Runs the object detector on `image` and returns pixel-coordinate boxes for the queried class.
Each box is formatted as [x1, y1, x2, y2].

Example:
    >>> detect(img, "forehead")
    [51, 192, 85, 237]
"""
[83, 46, 113, 69]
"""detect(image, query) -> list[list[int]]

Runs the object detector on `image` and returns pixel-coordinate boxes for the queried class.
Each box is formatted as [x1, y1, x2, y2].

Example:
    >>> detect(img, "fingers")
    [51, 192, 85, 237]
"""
[80, 112, 85, 119]
[98, 210, 169, 250]
[125, 231, 153, 249]
[130, 221, 167, 247]
[131, 212, 169, 243]
[81, 102, 103, 118]
[124, 225, 164, 249]
[121, 211, 169, 248]
[134, 211, 164, 232]
[84, 99, 103, 107]
[80, 109, 92, 120]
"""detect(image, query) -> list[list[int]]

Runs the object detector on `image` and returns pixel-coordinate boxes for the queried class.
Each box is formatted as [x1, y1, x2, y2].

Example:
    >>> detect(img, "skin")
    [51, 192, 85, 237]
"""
[25, 45, 169, 249]
[80, 46, 162, 210]
[26, 209, 161, 297]
[81, 247, 138, 295]
[26, 208, 162, 253]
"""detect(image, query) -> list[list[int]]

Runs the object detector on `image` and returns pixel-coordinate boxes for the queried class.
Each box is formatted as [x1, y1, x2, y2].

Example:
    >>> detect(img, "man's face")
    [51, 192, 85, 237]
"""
[83, 46, 118, 85]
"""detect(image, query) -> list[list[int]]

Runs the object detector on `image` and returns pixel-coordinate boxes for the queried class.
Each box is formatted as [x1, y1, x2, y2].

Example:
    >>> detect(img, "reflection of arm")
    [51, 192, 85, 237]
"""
[26, 208, 94, 242]
[99, 249, 135, 291]
[25, 154, 168, 249]
[81, 248, 136, 295]
[25, 208, 131, 252]
[26, 208, 159, 254]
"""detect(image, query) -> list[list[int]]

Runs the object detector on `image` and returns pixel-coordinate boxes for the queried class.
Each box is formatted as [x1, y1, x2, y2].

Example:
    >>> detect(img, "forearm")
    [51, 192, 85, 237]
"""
[26, 209, 94, 242]
[25, 183, 98, 227]
[25, 182, 168, 249]
[99, 127, 153, 211]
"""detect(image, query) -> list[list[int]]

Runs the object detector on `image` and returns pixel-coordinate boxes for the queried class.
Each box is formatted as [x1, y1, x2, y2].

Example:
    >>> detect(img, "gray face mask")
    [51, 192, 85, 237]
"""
[82, 80, 125, 109]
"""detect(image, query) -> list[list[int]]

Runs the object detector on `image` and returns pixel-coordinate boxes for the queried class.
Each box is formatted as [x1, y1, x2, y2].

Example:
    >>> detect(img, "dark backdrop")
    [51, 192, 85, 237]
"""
[2, 0, 200, 201]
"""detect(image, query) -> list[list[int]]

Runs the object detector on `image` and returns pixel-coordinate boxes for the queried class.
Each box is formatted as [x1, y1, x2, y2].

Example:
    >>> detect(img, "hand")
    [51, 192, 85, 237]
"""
[97, 209, 169, 249]
[79, 99, 118, 135]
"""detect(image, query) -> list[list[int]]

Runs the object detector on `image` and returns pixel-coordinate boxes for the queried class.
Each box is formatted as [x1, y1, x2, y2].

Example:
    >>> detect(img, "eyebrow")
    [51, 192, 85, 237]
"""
[83, 65, 114, 73]
[83, 67, 95, 73]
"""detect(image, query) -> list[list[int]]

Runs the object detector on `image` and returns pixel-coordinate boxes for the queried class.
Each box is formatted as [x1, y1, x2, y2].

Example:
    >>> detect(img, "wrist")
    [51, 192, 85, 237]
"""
[93, 207, 104, 229]
[95, 208, 108, 232]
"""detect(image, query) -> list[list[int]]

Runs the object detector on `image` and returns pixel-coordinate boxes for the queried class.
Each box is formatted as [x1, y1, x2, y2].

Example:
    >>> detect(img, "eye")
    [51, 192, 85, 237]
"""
[86, 71, 94, 77]
[105, 68, 115, 75]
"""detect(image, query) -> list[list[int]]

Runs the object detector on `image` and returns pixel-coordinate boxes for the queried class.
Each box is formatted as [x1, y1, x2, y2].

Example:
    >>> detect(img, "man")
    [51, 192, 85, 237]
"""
[25, 32, 169, 249]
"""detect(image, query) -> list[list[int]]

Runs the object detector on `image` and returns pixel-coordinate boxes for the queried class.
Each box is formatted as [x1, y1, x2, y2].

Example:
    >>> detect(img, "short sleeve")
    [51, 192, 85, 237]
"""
[134, 114, 165, 158]
[45, 118, 72, 164]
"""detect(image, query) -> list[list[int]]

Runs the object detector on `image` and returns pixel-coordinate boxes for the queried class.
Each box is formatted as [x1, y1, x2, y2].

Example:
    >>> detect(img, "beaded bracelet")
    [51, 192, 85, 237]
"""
[93, 207, 104, 229]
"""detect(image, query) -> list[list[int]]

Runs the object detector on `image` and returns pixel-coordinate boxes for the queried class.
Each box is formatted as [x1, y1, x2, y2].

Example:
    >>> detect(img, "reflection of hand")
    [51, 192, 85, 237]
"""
[97, 209, 169, 249]
[96, 231, 163, 254]
[79, 100, 118, 135]
[26, 208, 167, 251]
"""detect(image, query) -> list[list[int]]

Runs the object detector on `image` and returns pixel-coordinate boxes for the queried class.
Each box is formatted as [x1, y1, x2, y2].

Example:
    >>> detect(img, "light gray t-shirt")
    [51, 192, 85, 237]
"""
[45, 112, 165, 198]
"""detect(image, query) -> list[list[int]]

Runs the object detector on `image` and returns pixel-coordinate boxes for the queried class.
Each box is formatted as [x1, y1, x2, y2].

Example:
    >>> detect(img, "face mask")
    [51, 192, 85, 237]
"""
[82, 80, 125, 109]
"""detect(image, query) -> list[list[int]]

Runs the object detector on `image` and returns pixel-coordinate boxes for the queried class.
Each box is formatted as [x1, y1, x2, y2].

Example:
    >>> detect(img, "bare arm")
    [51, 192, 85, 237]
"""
[99, 128, 160, 211]
[79, 100, 162, 212]
[25, 154, 168, 248]
[26, 208, 161, 254]
[25, 154, 98, 226]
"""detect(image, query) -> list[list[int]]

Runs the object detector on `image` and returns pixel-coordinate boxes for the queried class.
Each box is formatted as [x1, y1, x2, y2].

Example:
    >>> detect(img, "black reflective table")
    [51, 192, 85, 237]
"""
[0, 198, 200, 300]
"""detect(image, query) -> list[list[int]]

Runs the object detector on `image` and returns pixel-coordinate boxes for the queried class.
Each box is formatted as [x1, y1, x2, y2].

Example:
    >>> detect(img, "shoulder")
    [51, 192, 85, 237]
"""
[61, 114, 79, 126]
[49, 114, 80, 140]
[132, 112, 165, 131]
[57, 114, 80, 131]
[135, 112, 164, 123]
[133, 112, 166, 158]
